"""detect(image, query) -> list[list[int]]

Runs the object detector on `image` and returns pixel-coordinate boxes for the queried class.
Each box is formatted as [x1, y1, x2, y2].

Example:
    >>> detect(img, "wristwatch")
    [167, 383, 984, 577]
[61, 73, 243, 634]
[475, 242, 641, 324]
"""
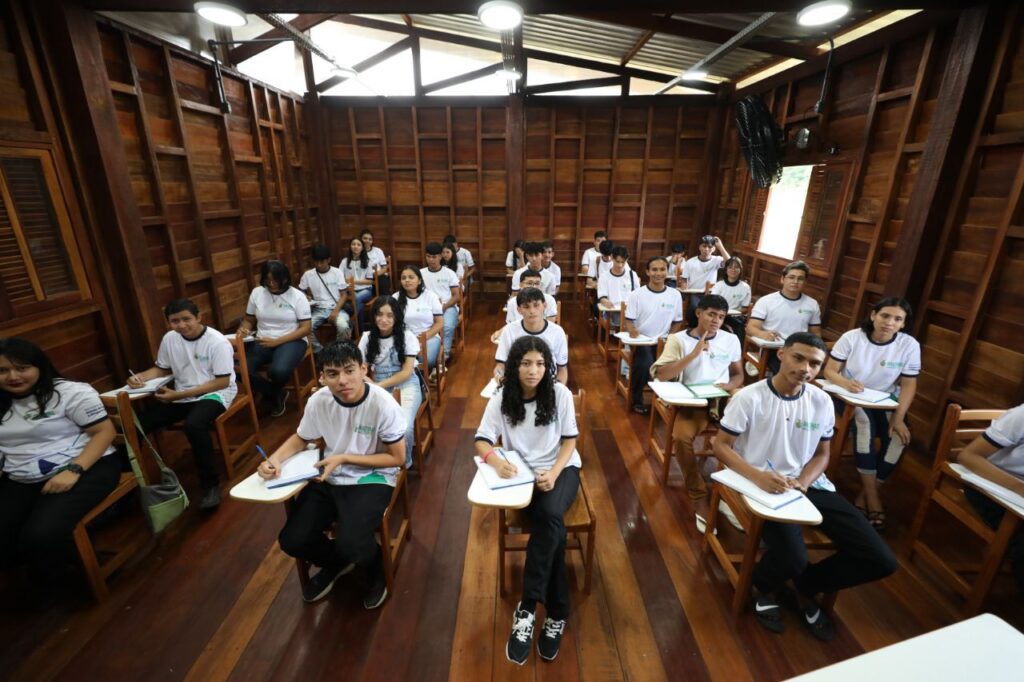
[66, 463, 85, 476]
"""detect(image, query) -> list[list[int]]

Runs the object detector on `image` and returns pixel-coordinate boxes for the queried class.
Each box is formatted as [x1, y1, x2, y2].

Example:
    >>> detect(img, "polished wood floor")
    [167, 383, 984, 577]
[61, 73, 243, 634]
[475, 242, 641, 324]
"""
[2, 299, 1021, 681]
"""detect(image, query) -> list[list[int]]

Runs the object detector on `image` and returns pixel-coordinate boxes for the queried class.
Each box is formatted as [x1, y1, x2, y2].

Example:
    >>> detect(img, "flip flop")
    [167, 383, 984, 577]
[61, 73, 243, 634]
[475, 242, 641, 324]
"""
[753, 594, 785, 634]
[867, 510, 886, 532]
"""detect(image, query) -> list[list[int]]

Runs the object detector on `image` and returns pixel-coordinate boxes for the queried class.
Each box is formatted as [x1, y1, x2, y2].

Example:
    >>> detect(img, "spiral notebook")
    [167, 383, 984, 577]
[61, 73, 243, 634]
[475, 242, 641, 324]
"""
[266, 449, 322, 489]
[474, 448, 534, 490]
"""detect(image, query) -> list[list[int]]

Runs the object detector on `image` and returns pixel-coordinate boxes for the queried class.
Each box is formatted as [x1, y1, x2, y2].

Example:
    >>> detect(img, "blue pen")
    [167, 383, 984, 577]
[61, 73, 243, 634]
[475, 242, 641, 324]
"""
[256, 444, 276, 470]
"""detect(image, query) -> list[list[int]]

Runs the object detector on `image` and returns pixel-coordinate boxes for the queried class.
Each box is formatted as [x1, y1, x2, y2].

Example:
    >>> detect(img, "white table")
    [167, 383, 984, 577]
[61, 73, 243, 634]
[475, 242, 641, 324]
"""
[467, 469, 534, 509]
[229, 470, 308, 504]
[788, 614, 1024, 681]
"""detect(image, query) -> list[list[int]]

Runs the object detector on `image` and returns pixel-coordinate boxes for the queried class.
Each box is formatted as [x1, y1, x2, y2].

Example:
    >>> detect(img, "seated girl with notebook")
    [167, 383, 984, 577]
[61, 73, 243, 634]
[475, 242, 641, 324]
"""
[257, 340, 406, 610]
[650, 294, 743, 499]
[393, 265, 444, 373]
[713, 332, 896, 642]
[474, 336, 580, 666]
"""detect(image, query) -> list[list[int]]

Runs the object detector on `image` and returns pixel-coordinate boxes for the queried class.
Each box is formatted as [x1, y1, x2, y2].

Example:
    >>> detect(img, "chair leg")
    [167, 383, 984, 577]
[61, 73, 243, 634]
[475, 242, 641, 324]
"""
[73, 522, 110, 602]
[499, 510, 508, 597]
[584, 523, 596, 594]
[703, 485, 722, 554]
[732, 516, 764, 616]
[963, 513, 1020, 616]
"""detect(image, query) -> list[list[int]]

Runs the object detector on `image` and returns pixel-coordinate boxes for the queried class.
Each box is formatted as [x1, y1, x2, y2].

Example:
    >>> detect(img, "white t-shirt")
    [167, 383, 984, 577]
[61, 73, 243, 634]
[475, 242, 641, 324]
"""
[506, 251, 523, 269]
[720, 379, 837, 491]
[506, 293, 557, 324]
[475, 382, 581, 471]
[667, 256, 686, 280]
[455, 247, 475, 269]
[664, 329, 741, 384]
[597, 269, 641, 307]
[589, 257, 617, 282]
[420, 266, 460, 306]
[710, 279, 752, 311]
[393, 290, 442, 336]
[983, 405, 1024, 481]
[0, 380, 116, 482]
[625, 285, 684, 338]
[750, 291, 822, 339]
[341, 258, 375, 291]
[155, 327, 237, 407]
[299, 266, 349, 309]
[581, 247, 600, 276]
[366, 246, 388, 270]
[681, 255, 723, 290]
[543, 262, 562, 292]
[357, 330, 421, 373]
[830, 329, 922, 396]
[246, 286, 311, 342]
[296, 383, 407, 485]
[495, 320, 570, 371]
[511, 266, 556, 295]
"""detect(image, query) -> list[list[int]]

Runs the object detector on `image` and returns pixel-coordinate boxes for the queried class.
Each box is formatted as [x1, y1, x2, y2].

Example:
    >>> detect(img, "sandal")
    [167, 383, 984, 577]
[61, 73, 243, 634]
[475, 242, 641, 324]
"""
[867, 510, 886, 532]
[752, 594, 785, 634]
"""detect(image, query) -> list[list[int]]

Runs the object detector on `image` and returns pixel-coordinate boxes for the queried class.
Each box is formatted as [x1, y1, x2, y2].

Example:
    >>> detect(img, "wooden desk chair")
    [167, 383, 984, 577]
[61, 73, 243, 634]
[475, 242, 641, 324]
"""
[461, 272, 473, 316]
[390, 380, 435, 473]
[597, 302, 626, 363]
[907, 403, 1016, 615]
[456, 303, 467, 356]
[421, 331, 447, 406]
[215, 336, 263, 478]
[742, 336, 773, 384]
[615, 338, 665, 406]
[554, 300, 562, 326]
[647, 400, 718, 485]
[288, 343, 319, 412]
[498, 390, 596, 595]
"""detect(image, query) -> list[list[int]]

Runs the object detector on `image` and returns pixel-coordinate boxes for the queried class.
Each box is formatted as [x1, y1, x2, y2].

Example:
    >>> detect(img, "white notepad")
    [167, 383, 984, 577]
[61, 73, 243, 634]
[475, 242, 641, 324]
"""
[615, 331, 657, 345]
[266, 449, 322, 489]
[686, 383, 730, 399]
[648, 380, 707, 405]
[819, 380, 894, 404]
[474, 449, 534, 490]
[480, 378, 499, 399]
[102, 375, 174, 397]
[711, 467, 805, 510]
[950, 463, 1024, 517]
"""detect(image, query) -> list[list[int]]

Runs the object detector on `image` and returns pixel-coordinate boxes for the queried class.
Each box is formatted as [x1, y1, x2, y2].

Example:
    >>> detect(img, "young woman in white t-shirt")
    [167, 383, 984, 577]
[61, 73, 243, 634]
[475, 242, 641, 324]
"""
[506, 240, 526, 274]
[441, 242, 466, 284]
[393, 265, 444, 371]
[823, 297, 920, 531]
[474, 335, 581, 665]
[710, 256, 752, 346]
[0, 338, 118, 583]
[342, 237, 376, 324]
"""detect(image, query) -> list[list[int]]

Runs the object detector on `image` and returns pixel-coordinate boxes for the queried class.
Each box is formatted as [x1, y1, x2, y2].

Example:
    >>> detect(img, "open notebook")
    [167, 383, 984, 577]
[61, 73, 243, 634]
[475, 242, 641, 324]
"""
[474, 449, 534, 490]
[819, 380, 894, 404]
[266, 449, 322, 489]
[711, 467, 805, 510]
[102, 375, 173, 397]
[950, 463, 1024, 517]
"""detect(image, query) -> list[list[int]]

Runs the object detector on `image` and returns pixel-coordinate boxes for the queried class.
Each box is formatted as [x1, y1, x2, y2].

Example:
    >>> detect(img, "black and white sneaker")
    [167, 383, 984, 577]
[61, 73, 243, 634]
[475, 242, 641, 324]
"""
[363, 574, 388, 610]
[506, 603, 535, 666]
[271, 390, 290, 417]
[302, 564, 350, 603]
[537, 617, 566, 661]
[198, 486, 221, 511]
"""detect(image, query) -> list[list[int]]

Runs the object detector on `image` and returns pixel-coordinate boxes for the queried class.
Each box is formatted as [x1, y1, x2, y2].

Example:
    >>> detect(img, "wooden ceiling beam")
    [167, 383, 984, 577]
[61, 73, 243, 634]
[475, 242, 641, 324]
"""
[422, 62, 505, 94]
[524, 76, 625, 95]
[228, 13, 334, 63]
[315, 34, 415, 92]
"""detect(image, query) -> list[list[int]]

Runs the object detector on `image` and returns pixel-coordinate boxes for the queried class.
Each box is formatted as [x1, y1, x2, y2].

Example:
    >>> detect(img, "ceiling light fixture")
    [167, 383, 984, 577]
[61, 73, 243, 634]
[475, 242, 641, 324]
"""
[331, 64, 358, 78]
[478, 1, 523, 30]
[682, 69, 709, 81]
[796, 0, 852, 27]
[194, 2, 247, 27]
[497, 69, 522, 81]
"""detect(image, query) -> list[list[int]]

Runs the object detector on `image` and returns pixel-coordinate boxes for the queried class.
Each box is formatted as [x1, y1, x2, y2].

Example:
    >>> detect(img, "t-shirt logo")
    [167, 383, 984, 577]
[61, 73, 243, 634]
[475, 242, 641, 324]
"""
[879, 359, 905, 369]
[194, 353, 210, 362]
[277, 301, 294, 310]
[354, 424, 376, 436]
[26, 409, 56, 421]
[798, 307, 814, 315]
[794, 419, 820, 432]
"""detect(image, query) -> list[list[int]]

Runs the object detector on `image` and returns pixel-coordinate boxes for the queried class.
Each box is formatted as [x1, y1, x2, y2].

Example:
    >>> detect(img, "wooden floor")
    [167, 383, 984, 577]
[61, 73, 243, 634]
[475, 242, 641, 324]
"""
[3, 299, 1022, 682]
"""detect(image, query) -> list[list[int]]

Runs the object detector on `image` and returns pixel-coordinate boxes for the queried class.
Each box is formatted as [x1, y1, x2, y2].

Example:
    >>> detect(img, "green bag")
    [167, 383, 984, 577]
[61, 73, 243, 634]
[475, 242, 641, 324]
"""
[123, 409, 189, 534]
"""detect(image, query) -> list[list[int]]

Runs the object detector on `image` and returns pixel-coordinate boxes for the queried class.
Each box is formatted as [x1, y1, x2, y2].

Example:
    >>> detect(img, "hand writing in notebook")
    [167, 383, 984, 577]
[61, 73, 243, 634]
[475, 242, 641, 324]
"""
[493, 456, 518, 478]
[755, 462, 792, 495]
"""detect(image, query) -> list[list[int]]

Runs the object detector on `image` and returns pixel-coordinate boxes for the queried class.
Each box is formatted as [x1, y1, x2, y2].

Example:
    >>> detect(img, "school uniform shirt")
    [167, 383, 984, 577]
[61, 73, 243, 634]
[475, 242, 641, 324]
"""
[455, 247, 475, 269]
[511, 266, 556, 295]
[543, 262, 562, 292]
[495, 320, 570, 371]
[506, 251, 525, 270]
[681, 255, 724, 291]
[0, 380, 116, 483]
[246, 286, 312, 342]
[597, 268, 641, 307]
[982, 405, 1024, 481]
[710, 279, 752, 312]
[366, 246, 388, 270]
[296, 382, 406, 487]
[589, 257, 617, 282]
[358, 330, 421, 373]
[341, 258, 375, 292]
[420, 266, 461, 306]
[650, 329, 741, 384]
[155, 326, 237, 408]
[392, 290, 442, 336]
[749, 291, 821, 339]
[475, 382, 582, 471]
[299, 266, 349, 309]
[667, 256, 686, 281]
[830, 329, 922, 396]
[625, 285, 684, 339]
[506, 293, 558, 324]
[581, 248, 600, 276]
[719, 379, 836, 491]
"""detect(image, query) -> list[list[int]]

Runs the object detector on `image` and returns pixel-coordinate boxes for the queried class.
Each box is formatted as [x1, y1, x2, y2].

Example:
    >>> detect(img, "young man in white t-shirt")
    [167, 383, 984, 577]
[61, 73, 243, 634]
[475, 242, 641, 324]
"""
[444, 233, 475, 278]
[714, 332, 896, 641]
[421, 241, 462, 361]
[496, 288, 569, 385]
[541, 241, 562, 295]
[624, 256, 684, 415]
[651, 294, 742, 498]
[581, 230, 606, 277]
[259, 340, 406, 609]
[596, 245, 639, 327]
[504, 270, 557, 326]
[131, 299, 237, 510]
[587, 240, 615, 286]
[512, 242, 556, 295]
[681, 235, 730, 327]
[666, 243, 686, 288]
[299, 244, 351, 351]
[957, 404, 1024, 593]
[748, 260, 822, 375]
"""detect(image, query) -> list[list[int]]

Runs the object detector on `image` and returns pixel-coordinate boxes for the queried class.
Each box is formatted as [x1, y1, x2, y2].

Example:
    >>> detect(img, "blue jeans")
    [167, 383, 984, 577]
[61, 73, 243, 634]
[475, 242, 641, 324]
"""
[442, 307, 459, 359]
[376, 369, 423, 469]
[310, 306, 350, 352]
[353, 288, 373, 321]
[245, 339, 308, 402]
[425, 334, 441, 371]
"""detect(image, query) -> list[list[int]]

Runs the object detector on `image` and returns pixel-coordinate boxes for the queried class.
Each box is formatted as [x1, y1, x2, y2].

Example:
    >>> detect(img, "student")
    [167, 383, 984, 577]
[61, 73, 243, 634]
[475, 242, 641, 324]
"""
[581, 230, 606, 276]
[506, 240, 526, 274]
[360, 229, 388, 272]
[393, 265, 444, 371]
[587, 240, 617, 285]
[596, 245, 640, 326]
[0, 338, 119, 584]
[680, 235, 730, 326]
[475, 335, 581, 665]
[823, 298, 920, 531]
[357, 298, 422, 469]
[259, 341, 405, 608]
[444, 234, 475, 278]
[341, 237, 375, 323]
[132, 299, 237, 510]
[956, 404, 1024, 593]
[421, 241, 462, 361]
[666, 242, 687, 289]
[713, 332, 896, 641]
[441, 242, 466, 282]
[650, 295, 743, 498]
[710, 256, 752, 346]
[237, 260, 312, 417]
[541, 241, 562, 295]
[299, 244, 351, 350]
[495, 288, 569, 385]
[624, 256, 684, 415]
[505, 269, 558, 325]
[511, 242, 556, 295]
[747, 260, 822, 375]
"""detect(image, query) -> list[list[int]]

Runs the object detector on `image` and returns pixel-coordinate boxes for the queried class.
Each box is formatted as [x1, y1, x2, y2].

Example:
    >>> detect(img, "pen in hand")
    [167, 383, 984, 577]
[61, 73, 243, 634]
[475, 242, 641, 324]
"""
[256, 444, 276, 471]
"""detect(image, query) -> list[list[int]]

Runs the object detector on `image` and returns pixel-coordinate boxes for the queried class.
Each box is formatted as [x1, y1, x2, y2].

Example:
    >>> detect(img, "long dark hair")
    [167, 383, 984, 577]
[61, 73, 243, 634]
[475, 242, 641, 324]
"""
[441, 244, 459, 274]
[345, 238, 369, 270]
[860, 297, 914, 336]
[396, 265, 425, 312]
[500, 336, 556, 428]
[0, 338, 64, 423]
[365, 297, 407, 371]
[723, 256, 743, 284]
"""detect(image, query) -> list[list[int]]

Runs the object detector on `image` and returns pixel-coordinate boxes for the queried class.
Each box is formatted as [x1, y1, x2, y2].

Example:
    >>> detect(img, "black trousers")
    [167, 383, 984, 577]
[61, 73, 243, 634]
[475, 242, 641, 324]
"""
[753, 487, 897, 597]
[278, 481, 393, 583]
[522, 466, 580, 620]
[138, 399, 226, 489]
[0, 455, 121, 578]
[965, 487, 1024, 591]
[629, 345, 657, 409]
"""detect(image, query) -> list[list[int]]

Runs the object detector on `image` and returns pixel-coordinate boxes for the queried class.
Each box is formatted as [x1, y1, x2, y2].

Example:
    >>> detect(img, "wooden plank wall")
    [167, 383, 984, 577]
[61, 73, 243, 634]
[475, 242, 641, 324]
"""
[94, 18, 322, 332]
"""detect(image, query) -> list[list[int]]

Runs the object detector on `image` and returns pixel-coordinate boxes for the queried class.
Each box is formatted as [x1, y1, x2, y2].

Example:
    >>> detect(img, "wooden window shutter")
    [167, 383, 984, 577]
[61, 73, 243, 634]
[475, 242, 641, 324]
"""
[740, 184, 769, 247]
[795, 164, 848, 265]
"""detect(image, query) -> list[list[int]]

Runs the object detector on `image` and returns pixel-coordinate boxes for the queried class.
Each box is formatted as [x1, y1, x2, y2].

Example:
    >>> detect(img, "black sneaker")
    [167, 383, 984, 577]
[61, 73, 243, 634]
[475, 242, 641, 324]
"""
[537, 617, 566, 661]
[198, 486, 221, 511]
[753, 593, 785, 633]
[362, 574, 388, 610]
[506, 603, 535, 666]
[301, 564, 351, 603]
[271, 390, 290, 417]
[631, 404, 650, 416]
[803, 605, 835, 642]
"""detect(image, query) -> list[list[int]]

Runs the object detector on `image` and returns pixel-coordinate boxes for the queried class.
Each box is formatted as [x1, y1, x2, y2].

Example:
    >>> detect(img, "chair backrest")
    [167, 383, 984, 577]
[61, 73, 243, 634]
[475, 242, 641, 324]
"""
[555, 300, 562, 325]
[934, 403, 1007, 469]
[102, 391, 157, 485]
[230, 335, 255, 400]
[573, 389, 586, 456]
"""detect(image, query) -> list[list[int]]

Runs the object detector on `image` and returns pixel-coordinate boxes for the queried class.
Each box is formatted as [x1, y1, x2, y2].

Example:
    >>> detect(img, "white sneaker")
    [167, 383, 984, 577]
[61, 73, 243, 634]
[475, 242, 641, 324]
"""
[719, 500, 744, 532]
[745, 361, 759, 377]
[694, 513, 718, 535]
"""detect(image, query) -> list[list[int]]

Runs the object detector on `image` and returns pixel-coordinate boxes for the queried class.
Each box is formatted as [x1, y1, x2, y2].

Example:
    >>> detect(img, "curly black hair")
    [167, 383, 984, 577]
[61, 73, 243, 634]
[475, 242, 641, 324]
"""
[365, 297, 407, 375]
[500, 336, 556, 428]
[0, 338, 65, 423]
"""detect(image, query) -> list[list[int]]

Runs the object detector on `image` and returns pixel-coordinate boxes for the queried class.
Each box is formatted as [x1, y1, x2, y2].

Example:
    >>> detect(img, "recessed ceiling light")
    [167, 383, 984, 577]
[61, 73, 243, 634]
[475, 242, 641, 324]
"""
[194, 2, 247, 27]
[478, 1, 523, 30]
[682, 69, 708, 81]
[797, 0, 852, 27]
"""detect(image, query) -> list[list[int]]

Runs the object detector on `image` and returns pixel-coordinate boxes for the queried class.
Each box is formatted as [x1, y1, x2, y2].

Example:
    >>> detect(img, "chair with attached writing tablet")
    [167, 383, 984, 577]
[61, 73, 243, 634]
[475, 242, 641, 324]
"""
[288, 343, 319, 413]
[743, 335, 783, 383]
[645, 386, 716, 486]
[420, 331, 447, 406]
[615, 336, 665, 406]
[498, 390, 596, 595]
[392, 384, 434, 473]
[597, 302, 626, 364]
[906, 403, 1019, 616]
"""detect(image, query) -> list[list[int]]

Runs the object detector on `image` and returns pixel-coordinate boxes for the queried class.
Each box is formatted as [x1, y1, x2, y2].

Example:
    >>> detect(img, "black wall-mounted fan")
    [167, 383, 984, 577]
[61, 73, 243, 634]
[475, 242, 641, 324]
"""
[735, 94, 786, 189]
